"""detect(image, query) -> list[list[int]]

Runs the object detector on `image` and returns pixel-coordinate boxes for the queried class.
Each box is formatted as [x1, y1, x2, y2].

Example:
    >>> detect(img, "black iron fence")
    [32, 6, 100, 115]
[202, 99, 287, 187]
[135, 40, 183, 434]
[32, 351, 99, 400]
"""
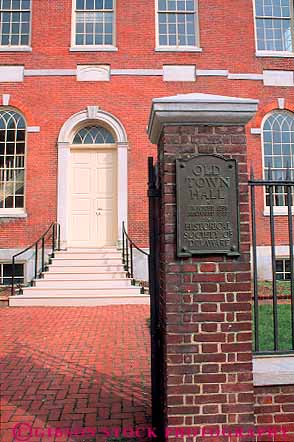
[249, 167, 294, 354]
[148, 157, 165, 440]
[11, 222, 60, 296]
[122, 221, 149, 293]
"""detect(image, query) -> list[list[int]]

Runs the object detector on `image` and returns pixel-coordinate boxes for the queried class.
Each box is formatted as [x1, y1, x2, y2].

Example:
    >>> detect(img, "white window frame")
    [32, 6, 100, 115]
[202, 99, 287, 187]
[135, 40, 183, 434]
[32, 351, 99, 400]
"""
[155, 0, 201, 52]
[70, 0, 117, 52]
[253, 0, 294, 57]
[275, 257, 291, 280]
[0, 261, 25, 286]
[0, 107, 27, 217]
[0, 0, 32, 52]
[261, 110, 294, 215]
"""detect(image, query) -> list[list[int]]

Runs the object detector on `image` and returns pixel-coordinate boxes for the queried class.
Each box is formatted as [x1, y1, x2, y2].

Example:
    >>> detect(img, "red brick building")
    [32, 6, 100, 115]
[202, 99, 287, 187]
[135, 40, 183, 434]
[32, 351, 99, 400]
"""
[0, 0, 294, 286]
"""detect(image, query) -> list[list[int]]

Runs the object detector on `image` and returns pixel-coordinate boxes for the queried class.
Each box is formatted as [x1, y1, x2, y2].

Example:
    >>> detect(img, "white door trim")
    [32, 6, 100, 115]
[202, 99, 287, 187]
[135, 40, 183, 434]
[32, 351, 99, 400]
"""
[57, 107, 128, 249]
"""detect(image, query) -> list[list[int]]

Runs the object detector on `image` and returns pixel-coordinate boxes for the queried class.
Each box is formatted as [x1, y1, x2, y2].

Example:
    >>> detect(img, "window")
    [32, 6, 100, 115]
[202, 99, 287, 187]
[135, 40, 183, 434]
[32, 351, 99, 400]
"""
[0, 0, 31, 47]
[263, 111, 294, 206]
[254, 0, 294, 53]
[0, 110, 26, 210]
[0, 263, 24, 285]
[74, 0, 115, 47]
[276, 258, 291, 280]
[157, 0, 198, 48]
[73, 125, 115, 144]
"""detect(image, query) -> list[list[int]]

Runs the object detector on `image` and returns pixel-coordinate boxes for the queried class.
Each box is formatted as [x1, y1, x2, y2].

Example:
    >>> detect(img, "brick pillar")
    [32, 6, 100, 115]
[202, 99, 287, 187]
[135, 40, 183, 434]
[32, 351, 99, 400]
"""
[147, 94, 259, 442]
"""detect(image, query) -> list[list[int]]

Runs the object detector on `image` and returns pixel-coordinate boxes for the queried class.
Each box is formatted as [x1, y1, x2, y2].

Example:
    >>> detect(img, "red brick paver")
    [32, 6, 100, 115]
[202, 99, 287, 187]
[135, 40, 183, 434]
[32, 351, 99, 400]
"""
[0, 306, 151, 442]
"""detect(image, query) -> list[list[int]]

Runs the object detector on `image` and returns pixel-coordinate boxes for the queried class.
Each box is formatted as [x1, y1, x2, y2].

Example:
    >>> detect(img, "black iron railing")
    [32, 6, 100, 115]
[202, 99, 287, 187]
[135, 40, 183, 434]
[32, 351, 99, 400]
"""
[122, 221, 149, 293]
[249, 166, 294, 355]
[11, 222, 61, 296]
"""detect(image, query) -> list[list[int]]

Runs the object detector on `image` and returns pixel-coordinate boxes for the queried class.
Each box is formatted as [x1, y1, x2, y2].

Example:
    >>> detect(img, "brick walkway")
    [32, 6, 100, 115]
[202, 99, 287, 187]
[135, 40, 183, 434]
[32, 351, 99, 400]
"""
[0, 306, 151, 442]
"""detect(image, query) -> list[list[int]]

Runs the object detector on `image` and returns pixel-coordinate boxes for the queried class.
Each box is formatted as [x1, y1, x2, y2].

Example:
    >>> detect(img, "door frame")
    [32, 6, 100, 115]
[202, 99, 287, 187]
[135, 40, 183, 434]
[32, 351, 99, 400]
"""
[57, 106, 128, 249]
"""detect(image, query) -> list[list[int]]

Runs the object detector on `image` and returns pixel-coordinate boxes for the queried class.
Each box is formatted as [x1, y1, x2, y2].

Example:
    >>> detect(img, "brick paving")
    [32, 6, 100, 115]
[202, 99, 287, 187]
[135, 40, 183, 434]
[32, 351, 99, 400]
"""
[0, 306, 151, 442]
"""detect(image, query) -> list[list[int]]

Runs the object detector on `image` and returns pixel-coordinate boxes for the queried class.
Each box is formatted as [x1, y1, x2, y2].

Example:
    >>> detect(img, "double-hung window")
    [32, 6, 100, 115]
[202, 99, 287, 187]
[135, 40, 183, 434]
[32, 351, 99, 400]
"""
[0, 0, 31, 48]
[157, 0, 199, 49]
[254, 0, 294, 54]
[74, 0, 115, 48]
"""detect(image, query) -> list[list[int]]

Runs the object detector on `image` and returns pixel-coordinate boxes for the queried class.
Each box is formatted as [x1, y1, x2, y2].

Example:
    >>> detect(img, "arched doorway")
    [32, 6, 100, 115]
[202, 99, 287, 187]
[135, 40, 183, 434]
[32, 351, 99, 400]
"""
[57, 106, 128, 249]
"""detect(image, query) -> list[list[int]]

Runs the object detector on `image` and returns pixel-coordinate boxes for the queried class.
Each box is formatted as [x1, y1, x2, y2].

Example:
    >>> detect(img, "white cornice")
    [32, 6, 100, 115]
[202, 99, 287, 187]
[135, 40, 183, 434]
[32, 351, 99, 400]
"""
[147, 93, 259, 144]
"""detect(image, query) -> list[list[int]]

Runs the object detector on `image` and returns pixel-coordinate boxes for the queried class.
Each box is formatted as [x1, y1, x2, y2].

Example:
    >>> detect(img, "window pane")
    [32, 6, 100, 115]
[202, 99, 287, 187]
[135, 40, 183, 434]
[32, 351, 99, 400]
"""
[255, 0, 293, 52]
[0, 0, 31, 46]
[75, 11, 113, 45]
[264, 111, 294, 206]
[0, 110, 26, 209]
[158, 1, 196, 47]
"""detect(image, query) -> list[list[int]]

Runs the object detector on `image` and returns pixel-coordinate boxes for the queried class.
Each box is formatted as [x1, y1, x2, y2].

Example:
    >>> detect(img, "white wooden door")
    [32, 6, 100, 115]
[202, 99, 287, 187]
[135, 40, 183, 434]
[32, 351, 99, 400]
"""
[69, 149, 117, 247]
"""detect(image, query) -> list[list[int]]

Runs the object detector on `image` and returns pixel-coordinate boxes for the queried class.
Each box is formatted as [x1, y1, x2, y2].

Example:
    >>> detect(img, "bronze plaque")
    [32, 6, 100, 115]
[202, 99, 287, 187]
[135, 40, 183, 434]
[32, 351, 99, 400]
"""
[176, 154, 240, 257]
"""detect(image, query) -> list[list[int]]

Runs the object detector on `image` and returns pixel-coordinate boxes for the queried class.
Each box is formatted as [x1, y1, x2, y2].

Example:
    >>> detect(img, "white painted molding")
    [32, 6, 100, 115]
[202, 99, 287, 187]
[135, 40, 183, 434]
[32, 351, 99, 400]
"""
[228, 73, 263, 81]
[27, 126, 40, 133]
[263, 70, 294, 87]
[0, 46, 32, 52]
[58, 108, 128, 144]
[111, 69, 163, 76]
[256, 50, 294, 58]
[147, 92, 259, 144]
[163, 65, 196, 82]
[155, 46, 202, 52]
[70, 46, 118, 52]
[87, 106, 99, 119]
[196, 69, 228, 77]
[57, 108, 129, 247]
[263, 206, 292, 216]
[250, 128, 261, 135]
[278, 98, 285, 109]
[24, 69, 76, 76]
[0, 66, 24, 82]
[77, 65, 110, 82]
[2, 94, 10, 105]
[0, 209, 27, 218]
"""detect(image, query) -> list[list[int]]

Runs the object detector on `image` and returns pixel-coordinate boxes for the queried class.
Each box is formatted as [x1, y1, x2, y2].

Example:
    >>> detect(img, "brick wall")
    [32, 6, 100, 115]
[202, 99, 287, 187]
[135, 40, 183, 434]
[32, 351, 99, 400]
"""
[255, 385, 294, 442]
[1, 0, 294, 249]
[157, 124, 254, 442]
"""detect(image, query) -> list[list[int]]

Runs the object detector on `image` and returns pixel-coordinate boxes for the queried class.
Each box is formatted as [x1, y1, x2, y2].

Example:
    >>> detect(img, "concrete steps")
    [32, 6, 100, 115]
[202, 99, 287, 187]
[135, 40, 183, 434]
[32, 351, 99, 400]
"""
[44, 272, 127, 280]
[9, 248, 149, 307]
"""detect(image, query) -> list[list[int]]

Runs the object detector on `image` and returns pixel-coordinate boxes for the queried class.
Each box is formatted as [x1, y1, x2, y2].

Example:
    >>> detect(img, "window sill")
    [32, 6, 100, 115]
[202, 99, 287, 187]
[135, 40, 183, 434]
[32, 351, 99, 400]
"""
[256, 50, 294, 58]
[155, 46, 202, 52]
[0, 210, 27, 218]
[70, 46, 118, 52]
[0, 46, 32, 52]
[263, 207, 293, 216]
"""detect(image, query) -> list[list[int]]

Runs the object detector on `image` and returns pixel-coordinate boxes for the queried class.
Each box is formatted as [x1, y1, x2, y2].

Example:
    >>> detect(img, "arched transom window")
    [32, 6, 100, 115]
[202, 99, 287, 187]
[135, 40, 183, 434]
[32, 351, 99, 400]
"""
[73, 125, 115, 144]
[0, 110, 26, 209]
[263, 110, 294, 206]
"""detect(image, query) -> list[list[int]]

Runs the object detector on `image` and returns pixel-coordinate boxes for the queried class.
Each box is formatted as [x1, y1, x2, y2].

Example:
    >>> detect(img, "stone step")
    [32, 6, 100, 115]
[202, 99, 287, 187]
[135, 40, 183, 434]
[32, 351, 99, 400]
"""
[19, 287, 141, 296]
[48, 265, 125, 273]
[33, 279, 134, 288]
[43, 271, 127, 280]
[67, 247, 118, 252]
[9, 293, 150, 307]
[55, 252, 121, 259]
[51, 258, 123, 266]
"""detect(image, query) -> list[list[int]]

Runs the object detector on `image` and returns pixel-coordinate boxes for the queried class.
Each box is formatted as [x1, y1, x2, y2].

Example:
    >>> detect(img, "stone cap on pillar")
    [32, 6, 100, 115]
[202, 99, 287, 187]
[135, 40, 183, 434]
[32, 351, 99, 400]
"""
[147, 92, 259, 144]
